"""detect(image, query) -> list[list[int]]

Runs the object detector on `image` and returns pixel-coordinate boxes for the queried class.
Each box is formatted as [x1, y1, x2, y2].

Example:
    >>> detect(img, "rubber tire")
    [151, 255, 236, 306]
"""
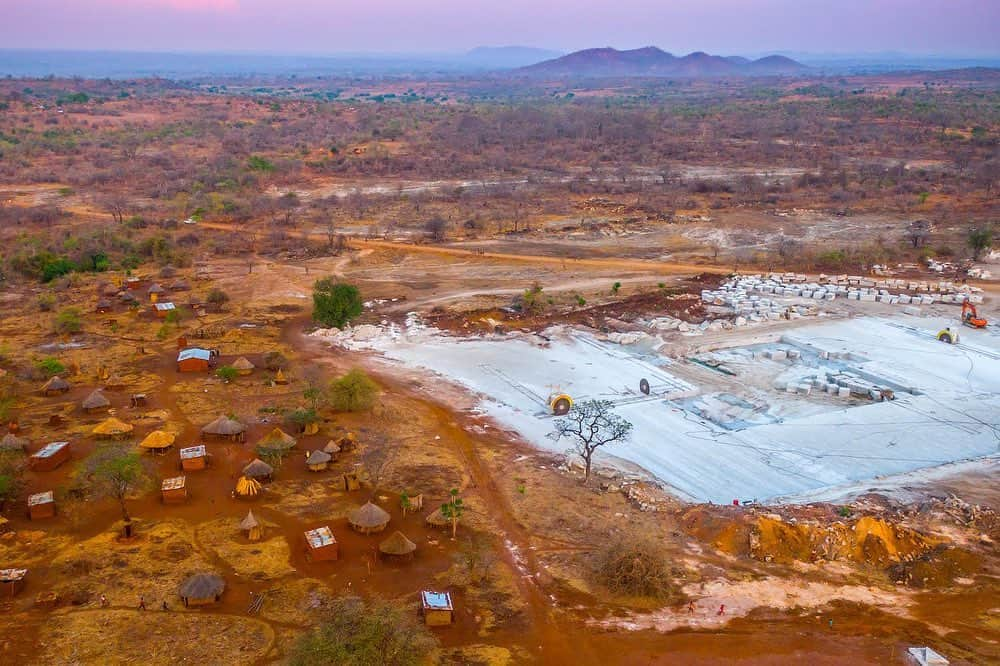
[939, 333, 952, 344]
[552, 398, 571, 415]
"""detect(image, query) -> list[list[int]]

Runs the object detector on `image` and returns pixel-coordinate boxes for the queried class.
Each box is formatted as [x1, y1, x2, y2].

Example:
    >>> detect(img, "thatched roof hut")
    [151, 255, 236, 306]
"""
[0, 433, 29, 453]
[240, 510, 262, 541]
[425, 507, 449, 527]
[139, 430, 175, 452]
[379, 531, 416, 559]
[178, 573, 225, 607]
[349, 501, 391, 535]
[202, 415, 246, 440]
[323, 440, 341, 455]
[147, 283, 166, 295]
[41, 376, 70, 395]
[170, 279, 191, 292]
[235, 476, 262, 498]
[258, 427, 296, 451]
[92, 417, 133, 439]
[81, 389, 110, 412]
[104, 374, 126, 390]
[305, 449, 332, 471]
[231, 357, 255, 375]
[242, 458, 274, 481]
[96, 299, 113, 313]
[273, 368, 289, 385]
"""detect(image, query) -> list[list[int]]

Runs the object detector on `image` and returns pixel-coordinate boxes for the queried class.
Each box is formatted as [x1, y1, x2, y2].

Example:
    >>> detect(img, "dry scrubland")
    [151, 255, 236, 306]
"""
[0, 70, 997, 664]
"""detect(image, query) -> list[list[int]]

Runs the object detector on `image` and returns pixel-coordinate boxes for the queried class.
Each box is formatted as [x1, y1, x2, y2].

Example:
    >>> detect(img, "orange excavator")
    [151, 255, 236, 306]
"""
[962, 300, 988, 329]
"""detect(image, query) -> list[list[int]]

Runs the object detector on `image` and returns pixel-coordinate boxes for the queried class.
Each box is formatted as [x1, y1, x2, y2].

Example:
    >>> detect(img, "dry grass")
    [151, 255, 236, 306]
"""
[194, 517, 296, 580]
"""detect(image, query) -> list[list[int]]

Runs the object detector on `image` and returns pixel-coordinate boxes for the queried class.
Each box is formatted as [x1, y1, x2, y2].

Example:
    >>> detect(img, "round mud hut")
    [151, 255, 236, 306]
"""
[104, 374, 127, 391]
[92, 417, 133, 439]
[258, 427, 296, 452]
[242, 458, 274, 482]
[178, 573, 225, 607]
[232, 357, 255, 376]
[379, 531, 416, 560]
[305, 449, 332, 472]
[81, 389, 111, 413]
[349, 501, 391, 535]
[240, 510, 263, 542]
[139, 430, 176, 454]
[0, 433, 29, 453]
[41, 376, 70, 396]
[425, 507, 449, 528]
[202, 415, 247, 442]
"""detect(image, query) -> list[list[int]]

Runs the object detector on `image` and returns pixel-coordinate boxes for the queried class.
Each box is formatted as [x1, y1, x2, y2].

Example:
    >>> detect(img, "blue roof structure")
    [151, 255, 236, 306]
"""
[420, 590, 453, 610]
[177, 348, 211, 362]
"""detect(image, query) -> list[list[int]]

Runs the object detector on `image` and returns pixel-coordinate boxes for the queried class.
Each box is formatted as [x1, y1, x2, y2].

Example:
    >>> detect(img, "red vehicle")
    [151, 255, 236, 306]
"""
[962, 301, 988, 329]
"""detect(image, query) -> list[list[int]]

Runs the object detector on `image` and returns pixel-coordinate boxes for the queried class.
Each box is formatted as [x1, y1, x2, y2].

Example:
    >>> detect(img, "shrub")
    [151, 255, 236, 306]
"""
[206, 288, 230, 307]
[592, 533, 677, 599]
[54, 307, 82, 334]
[37, 293, 56, 311]
[216, 366, 239, 383]
[262, 351, 289, 371]
[289, 596, 436, 666]
[312, 278, 363, 329]
[247, 155, 275, 172]
[36, 357, 66, 377]
[327, 369, 378, 412]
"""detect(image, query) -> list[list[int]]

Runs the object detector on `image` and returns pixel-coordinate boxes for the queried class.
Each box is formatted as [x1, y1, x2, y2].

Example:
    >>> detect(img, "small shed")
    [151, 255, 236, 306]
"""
[242, 458, 274, 482]
[104, 374, 126, 391]
[305, 449, 332, 472]
[154, 301, 176, 318]
[240, 510, 262, 542]
[202, 415, 246, 442]
[420, 590, 454, 626]
[139, 430, 176, 454]
[81, 389, 110, 412]
[177, 348, 212, 373]
[342, 471, 362, 492]
[349, 501, 391, 535]
[0, 568, 27, 597]
[41, 376, 70, 396]
[125, 276, 147, 291]
[235, 475, 262, 498]
[28, 491, 56, 520]
[258, 427, 296, 452]
[29, 441, 71, 471]
[178, 573, 225, 607]
[0, 433, 29, 453]
[304, 526, 339, 561]
[379, 531, 416, 560]
[232, 357, 255, 376]
[92, 417, 133, 439]
[161, 476, 187, 504]
[179, 445, 207, 471]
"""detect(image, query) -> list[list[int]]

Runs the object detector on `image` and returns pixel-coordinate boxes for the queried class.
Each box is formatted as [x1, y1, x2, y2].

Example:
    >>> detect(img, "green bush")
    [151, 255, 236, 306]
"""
[216, 366, 239, 383]
[327, 369, 378, 412]
[54, 307, 82, 334]
[36, 357, 66, 377]
[312, 278, 363, 329]
[247, 155, 275, 172]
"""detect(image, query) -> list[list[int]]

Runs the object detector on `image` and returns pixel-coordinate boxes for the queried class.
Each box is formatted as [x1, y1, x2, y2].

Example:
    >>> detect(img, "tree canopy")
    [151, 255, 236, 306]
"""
[312, 278, 363, 329]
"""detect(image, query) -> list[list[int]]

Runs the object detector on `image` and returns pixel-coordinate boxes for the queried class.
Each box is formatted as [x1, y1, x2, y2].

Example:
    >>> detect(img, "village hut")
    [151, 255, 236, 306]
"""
[104, 374, 126, 391]
[29, 441, 70, 471]
[425, 507, 449, 528]
[304, 526, 338, 561]
[178, 573, 225, 607]
[179, 445, 207, 471]
[240, 510, 262, 542]
[81, 389, 110, 412]
[28, 491, 55, 520]
[147, 283, 165, 301]
[258, 427, 296, 452]
[420, 590, 454, 626]
[202, 415, 246, 442]
[379, 531, 416, 560]
[170, 279, 191, 292]
[323, 440, 341, 458]
[139, 430, 176, 454]
[0, 569, 27, 597]
[341, 470, 362, 492]
[161, 476, 187, 504]
[92, 417, 133, 439]
[242, 458, 274, 482]
[305, 449, 332, 472]
[177, 347, 212, 372]
[336, 432, 358, 452]
[154, 301, 176, 318]
[348, 501, 391, 535]
[232, 357, 255, 376]
[41, 376, 70, 396]
[273, 368, 289, 385]
[0, 433, 29, 453]
[95, 299, 113, 314]
[235, 475, 262, 498]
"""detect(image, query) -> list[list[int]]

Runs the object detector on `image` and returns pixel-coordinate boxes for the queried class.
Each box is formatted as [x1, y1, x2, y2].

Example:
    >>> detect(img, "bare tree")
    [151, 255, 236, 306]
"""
[552, 399, 632, 484]
[906, 220, 932, 248]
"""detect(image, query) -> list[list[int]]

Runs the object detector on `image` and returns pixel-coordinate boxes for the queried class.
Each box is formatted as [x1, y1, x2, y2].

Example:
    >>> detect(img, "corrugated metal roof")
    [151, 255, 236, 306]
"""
[305, 526, 336, 548]
[28, 491, 54, 506]
[177, 348, 211, 362]
[179, 445, 206, 459]
[154, 302, 176, 311]
[421, 590, 453, 610]
[161, 476, 186, 490]
[32, 442, 68, 458]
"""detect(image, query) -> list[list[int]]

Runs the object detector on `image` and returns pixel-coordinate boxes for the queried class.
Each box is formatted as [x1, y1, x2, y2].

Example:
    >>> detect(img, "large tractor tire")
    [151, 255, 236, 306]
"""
[550, 395, 573, 415]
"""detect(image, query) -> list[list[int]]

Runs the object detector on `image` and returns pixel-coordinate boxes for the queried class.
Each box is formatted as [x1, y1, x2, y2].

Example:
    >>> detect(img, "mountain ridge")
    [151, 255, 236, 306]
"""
[517, 46, 806, 77]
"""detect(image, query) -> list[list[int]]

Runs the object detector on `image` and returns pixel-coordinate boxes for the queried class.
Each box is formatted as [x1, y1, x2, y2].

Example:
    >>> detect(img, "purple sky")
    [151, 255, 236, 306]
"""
[2, 0, 997, 56]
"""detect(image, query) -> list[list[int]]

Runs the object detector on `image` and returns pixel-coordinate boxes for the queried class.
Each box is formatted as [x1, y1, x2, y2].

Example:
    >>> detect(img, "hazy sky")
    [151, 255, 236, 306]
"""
[2, 0, 997, 56]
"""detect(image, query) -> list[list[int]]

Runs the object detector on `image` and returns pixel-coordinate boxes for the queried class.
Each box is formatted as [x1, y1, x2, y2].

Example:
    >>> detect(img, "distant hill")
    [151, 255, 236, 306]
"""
[517, 46, 806, 78]
[464, 46, 564, 69]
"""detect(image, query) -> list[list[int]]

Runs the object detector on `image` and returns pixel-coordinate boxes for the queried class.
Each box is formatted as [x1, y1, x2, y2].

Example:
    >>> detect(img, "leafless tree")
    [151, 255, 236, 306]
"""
[551, 399, 632, 484]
